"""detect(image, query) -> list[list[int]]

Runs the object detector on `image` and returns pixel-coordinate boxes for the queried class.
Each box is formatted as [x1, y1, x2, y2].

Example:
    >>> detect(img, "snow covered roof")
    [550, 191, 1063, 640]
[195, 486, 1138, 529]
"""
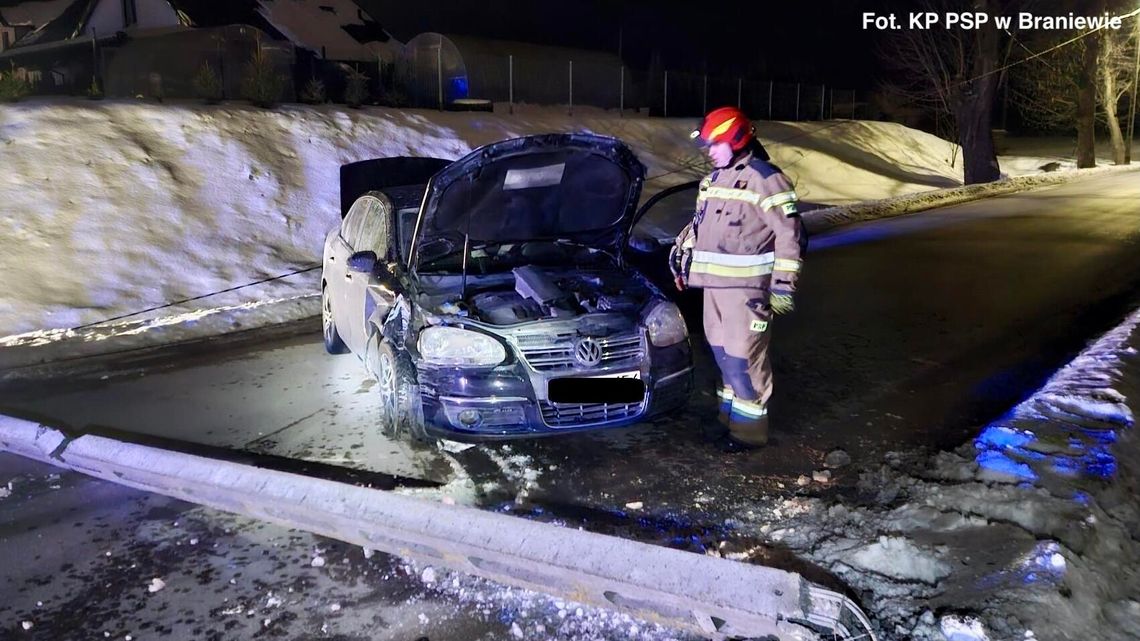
[6, 0, 399, 61]
[254, 0, 402, 62]
[0, 0, 73, 28]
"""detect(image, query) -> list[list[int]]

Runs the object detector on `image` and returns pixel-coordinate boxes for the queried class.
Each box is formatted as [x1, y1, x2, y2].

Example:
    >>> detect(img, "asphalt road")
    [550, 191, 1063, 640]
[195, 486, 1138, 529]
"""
[3, 171, 1140, 533]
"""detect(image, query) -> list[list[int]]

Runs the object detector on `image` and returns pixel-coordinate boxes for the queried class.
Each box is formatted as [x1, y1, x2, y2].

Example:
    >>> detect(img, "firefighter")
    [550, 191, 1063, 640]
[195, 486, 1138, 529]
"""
[669, 106, 805, 452]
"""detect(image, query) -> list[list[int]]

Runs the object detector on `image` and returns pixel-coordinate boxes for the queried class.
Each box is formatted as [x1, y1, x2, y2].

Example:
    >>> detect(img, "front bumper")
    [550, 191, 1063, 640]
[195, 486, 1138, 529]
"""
[417, 340, 693, 442]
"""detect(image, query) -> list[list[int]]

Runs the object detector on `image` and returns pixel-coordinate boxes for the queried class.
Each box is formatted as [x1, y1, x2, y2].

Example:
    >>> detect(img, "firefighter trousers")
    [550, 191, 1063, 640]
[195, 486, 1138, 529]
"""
[703, 287, 773, 445]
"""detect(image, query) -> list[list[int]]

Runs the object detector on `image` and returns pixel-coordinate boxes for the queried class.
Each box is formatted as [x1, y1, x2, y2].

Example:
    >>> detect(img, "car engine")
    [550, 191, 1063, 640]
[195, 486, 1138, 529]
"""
[462, 266, 652, 325]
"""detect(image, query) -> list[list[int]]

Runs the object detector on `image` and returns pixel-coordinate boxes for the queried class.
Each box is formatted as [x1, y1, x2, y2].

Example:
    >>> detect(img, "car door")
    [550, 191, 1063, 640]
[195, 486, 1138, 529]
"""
[341, 196, 378, 353]
[330, 198, 368, 344]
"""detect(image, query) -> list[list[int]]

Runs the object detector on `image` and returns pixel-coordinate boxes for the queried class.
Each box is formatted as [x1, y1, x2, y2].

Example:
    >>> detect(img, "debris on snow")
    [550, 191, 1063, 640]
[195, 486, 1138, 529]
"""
[362, 547, 375, 559]
[940, 615, 991, 641]
[21, 621, 33, 631]
[848, 536, 951, 584]
[265, 595, 283, 608]
[624, 501, 644, 510]
[311, 555, 326, 568]
[812, 470, 832, 483]
[418, 613, 430, 625]
[824, 449, 852, 468]
[329, 603, 341, 612]
[510, 622, 524, 638]
[147, 578, 166, 593]
[421, 567, 436, 584]
[796, 475, 810, 486]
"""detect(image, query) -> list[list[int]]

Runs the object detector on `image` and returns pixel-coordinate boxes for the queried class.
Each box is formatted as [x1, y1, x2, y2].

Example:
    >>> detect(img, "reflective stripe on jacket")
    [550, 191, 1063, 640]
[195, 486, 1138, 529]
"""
[687, 152, 805, 291]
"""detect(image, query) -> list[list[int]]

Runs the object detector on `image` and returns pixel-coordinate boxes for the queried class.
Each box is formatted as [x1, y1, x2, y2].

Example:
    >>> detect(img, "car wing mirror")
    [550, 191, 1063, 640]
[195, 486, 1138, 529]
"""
[347, 250, 378, 274]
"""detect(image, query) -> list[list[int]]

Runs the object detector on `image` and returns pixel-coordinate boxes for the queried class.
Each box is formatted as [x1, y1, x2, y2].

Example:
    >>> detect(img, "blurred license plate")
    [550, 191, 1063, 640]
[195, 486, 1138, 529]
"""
[589, 371, 640, 380]
[548, 372, 645, 404]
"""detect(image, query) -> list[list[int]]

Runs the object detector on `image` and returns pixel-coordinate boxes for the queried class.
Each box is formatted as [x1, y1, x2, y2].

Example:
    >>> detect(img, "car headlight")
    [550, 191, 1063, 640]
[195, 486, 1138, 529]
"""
[418, 326, 506, 366]
[645, 302, 688, 347]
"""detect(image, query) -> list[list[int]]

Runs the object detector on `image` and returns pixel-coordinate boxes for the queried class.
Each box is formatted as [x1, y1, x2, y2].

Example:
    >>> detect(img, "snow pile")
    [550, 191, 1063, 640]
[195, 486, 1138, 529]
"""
[735, 306, 1140, 640]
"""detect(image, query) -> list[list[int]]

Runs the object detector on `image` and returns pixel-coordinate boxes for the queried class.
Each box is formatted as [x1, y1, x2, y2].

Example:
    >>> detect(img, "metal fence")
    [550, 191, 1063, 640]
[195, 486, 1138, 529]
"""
[399, 48, 871, 121]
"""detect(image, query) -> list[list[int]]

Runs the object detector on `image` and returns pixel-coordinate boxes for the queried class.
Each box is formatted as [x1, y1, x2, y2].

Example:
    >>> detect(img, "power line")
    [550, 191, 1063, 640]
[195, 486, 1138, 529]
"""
[961, 8, 1140, 86]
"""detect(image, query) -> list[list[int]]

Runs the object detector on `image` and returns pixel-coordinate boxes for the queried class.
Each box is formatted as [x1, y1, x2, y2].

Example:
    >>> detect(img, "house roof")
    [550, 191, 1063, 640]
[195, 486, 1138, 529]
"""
[8, 0, 390, 55]
[11, 0, 95, 48]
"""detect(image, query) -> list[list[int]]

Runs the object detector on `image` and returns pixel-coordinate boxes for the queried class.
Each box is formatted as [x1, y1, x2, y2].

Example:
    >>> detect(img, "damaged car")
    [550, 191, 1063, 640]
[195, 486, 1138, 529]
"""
[321, 133, 693, 441]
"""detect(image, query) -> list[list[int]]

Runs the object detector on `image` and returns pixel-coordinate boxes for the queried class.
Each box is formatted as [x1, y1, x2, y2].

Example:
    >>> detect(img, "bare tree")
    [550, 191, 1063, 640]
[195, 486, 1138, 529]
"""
[1100, 17, 1138, 164]
[880, 0, 1016, 184]
[1075, 0, 1108, 167]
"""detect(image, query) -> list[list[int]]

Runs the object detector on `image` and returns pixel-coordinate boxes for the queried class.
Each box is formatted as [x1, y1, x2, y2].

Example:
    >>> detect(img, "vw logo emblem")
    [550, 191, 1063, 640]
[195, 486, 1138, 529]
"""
[573, 337, 603, 367]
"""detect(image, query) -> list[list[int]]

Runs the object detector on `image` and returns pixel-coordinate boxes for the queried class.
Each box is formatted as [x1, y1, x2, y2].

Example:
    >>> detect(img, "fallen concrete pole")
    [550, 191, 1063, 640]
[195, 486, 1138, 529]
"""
[0, 415, 877, 641]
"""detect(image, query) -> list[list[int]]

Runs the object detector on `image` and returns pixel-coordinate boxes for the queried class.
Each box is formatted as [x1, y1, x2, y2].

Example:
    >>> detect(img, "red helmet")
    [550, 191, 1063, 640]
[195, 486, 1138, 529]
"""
[691, 106, 754, 151]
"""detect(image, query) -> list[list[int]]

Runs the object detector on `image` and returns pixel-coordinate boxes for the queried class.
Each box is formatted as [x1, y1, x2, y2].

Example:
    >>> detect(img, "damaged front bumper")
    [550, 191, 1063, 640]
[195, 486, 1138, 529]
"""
[416, 339, 693, 442]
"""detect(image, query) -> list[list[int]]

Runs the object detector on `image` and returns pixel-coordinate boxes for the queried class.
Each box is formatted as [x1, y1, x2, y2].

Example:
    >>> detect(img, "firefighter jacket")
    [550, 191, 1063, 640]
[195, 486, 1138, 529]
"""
[684, 152, 804, 292]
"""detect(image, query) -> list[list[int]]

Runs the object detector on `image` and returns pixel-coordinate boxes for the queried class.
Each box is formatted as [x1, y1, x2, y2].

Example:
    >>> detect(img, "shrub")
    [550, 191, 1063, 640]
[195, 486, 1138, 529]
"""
[300, 77, 326, 104]
[86, 77, 103, 100]
[343, 66, 369, 108]
[241, 37, 286, 108]
[193, 62, 224, 104]
[0, 64, 31, 103]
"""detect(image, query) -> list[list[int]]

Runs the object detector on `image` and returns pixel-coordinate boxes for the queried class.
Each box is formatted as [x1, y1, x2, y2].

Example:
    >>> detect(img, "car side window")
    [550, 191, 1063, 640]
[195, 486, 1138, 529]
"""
[356, 197, 392, 258]
[341, 199, 368, 247]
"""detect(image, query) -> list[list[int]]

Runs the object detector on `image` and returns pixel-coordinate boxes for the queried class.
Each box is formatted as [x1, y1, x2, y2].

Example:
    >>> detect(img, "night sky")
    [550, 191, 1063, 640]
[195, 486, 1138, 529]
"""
[360, 0, 893, 87]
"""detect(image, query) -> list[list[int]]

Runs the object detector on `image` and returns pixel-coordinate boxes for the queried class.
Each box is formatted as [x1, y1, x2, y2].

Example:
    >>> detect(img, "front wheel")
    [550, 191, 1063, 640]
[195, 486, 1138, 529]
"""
[367, 334, 431, 444]
[322, 285, 349, 354]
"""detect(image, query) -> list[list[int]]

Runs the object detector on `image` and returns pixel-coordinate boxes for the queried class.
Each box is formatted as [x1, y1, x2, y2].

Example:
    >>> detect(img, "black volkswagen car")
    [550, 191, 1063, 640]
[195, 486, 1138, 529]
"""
[321, 133, 693, 442]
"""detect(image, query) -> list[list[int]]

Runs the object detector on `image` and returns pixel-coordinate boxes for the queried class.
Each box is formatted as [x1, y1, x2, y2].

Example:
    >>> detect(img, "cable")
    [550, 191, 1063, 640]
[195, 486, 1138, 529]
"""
[960, 8, 1140, 86]
[71, 264, 321, 331]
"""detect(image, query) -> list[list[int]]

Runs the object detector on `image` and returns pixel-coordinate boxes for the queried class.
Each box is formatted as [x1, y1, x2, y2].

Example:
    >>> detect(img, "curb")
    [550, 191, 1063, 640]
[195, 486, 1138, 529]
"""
[803, 164, 1140, 235]
[0, 414, 877, 641]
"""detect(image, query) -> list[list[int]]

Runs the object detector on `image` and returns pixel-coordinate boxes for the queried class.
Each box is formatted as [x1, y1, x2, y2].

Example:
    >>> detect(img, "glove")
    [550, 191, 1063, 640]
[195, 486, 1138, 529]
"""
[770, 289, 795, 315]
[668, 244, 689, 291]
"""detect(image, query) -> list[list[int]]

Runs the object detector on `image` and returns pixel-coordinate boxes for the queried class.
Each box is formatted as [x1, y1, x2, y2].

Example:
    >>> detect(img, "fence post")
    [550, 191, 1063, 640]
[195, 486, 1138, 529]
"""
[795, 83, 801, 121]
[568, 60, 573, 116]
[820, 84, 825, 120]
[508, 54, 514, 114]
[436, 34, 443, 111]
[702, 73, 707, 115]
[664, 70, 669, 118]
[737, 77, 742, 109]
[829, 87, 834, 120]
[619, 65, 625, 116]
[767, 80, 773, 120]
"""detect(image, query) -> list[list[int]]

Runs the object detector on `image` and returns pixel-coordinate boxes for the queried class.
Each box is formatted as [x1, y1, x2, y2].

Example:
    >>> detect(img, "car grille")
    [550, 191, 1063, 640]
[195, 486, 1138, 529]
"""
[539, 400, 644, 427]
[514, 332, 644, 371]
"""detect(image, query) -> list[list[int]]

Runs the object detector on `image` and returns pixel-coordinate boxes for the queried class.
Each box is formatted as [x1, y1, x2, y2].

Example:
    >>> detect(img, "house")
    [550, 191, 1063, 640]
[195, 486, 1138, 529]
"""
[0, 0, 401, 97]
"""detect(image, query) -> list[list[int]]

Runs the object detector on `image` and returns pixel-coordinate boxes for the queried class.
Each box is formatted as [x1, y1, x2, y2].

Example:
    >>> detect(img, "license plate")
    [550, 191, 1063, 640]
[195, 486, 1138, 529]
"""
[548, 372, 645, 404]
[588, 370, 641, 380]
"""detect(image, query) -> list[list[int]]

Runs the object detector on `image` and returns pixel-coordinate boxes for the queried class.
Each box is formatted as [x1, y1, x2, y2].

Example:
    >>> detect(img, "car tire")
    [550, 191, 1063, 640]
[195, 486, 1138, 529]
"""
[367, 333, 431, 444]
[322, 284, 349, 354]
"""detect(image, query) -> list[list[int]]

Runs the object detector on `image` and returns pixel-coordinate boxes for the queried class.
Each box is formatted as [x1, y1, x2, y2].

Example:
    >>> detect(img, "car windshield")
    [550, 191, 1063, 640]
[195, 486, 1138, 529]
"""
[417, 239, 614, 274]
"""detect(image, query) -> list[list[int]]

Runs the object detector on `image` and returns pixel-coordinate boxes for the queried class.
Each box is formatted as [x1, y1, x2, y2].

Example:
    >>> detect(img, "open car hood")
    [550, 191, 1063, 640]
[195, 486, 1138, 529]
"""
[411, 134, 646, 269]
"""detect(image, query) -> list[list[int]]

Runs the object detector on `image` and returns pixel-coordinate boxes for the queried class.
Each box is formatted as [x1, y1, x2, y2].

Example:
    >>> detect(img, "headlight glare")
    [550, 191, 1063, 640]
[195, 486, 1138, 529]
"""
[418, 326, 506, 366]
[645, 302, 688, 347]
